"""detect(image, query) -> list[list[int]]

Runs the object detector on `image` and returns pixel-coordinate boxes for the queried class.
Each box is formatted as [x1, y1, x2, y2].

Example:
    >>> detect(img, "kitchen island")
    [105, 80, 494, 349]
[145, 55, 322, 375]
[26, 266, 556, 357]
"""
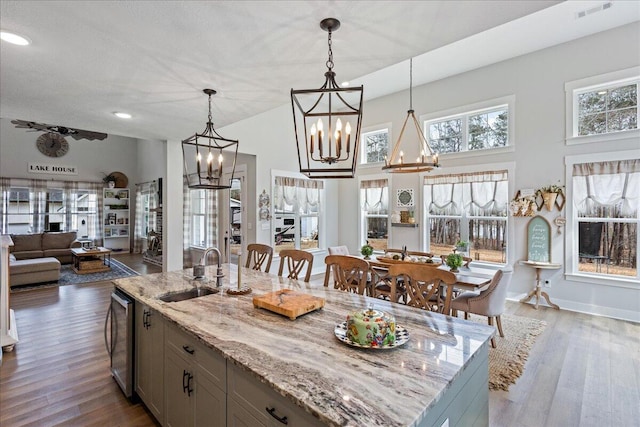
[113, 264, 494, 427]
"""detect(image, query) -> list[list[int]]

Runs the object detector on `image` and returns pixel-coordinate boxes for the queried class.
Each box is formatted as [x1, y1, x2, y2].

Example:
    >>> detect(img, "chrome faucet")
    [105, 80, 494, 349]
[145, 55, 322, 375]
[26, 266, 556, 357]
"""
[193, 247, 224, 287]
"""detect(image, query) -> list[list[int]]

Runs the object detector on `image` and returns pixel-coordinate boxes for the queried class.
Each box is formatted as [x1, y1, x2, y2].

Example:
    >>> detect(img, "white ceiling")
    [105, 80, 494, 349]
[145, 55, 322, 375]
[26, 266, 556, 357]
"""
[1, 1, 638, 142]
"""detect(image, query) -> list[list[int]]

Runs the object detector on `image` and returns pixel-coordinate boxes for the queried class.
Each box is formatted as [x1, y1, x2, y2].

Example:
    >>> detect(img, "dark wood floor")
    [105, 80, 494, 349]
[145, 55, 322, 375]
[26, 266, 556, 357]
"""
[1, 254, 638, 426]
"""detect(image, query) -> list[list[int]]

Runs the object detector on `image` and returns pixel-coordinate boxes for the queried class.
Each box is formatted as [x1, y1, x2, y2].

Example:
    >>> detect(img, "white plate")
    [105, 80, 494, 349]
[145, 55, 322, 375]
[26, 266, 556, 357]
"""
[334, 321, 409, 349]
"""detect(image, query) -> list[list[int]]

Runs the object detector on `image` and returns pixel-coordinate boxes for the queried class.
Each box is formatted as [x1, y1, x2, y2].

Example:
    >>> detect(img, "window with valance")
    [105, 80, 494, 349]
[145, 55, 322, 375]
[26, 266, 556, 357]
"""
[423, 170, 508, 264]
[360, 178, 389, 251]
[273, 176, 323, 252]
[572, 159, 638, 279]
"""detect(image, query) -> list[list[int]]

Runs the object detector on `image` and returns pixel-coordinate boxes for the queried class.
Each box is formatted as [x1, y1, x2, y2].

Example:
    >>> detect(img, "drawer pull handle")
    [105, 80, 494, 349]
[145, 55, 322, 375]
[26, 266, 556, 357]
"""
[266, 407, 288, 425]
[182, 345, 195, 355]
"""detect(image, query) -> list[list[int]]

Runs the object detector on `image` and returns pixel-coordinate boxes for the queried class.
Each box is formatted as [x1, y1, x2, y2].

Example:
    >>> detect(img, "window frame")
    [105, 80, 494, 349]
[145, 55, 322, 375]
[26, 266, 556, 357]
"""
[421, 162, 515, 268]
[565, 66, 640, 146]
[564, 150, 640, 288]
[359, 123, 392, 167]
[358, 174, 390, 253]
[421, 95, 515, 160]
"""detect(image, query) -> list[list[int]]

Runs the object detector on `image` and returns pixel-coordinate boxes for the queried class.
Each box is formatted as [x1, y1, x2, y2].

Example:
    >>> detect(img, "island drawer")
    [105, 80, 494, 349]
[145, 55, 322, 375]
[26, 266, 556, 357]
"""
[165, 321, 226, 391]
[227, 363, 324, 427]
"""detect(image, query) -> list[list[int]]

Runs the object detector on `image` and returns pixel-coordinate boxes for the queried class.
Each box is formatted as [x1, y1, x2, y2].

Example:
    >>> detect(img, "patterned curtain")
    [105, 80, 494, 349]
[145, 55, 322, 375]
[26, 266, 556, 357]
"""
[183, 176, 192, 268]
[63, 180, 78, 231]
[93, 182, 104, 246]
[0, 177, 8, 231]
[32, 179, 47, 232]
[133, 183, 146, 254]
[206, 190, 217, 248]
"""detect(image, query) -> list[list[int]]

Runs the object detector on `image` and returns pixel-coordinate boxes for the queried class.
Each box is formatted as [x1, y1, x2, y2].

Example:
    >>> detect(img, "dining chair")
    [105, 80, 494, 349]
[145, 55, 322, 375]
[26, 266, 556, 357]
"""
[245, 243, 273, 273]
[450, 269, 505, 348]
[328, 245, 350, 255]
[387, 264, 457, 312]
[323, 255, 369, 295]
[278, 249, 314, 282]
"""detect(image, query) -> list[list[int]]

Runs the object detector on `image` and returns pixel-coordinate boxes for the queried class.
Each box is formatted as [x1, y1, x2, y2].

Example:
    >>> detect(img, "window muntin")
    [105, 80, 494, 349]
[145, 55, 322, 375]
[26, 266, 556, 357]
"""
[273, 176, 323, 253]
[424, 171, 508, 264]
[426, 105, 509, 154]
[361, 127, 389, 164]
[572, 159, 639, 279]
[360, 178, 389, 252]
[577, 83, 638, 136]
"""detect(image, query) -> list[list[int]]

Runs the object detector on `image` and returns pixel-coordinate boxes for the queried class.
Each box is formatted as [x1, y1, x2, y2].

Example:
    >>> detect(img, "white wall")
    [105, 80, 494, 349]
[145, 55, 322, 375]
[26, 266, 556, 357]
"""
[340, 22, 640, 320]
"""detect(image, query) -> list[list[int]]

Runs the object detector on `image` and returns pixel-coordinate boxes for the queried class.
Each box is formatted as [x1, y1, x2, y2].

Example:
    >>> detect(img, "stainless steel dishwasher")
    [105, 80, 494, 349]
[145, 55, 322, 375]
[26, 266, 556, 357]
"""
[104, 288, 134, 398]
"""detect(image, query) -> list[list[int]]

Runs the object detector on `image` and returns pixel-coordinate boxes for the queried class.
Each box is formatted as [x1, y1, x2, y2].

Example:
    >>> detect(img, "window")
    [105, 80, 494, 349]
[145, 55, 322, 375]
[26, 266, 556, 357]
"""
[272, 175, 323, 253]
[423, 170, 509, 264]
[189, 189, 217, 248]
[570, 158, 638, 280]
[565, 67, 640, 144]
[360, 178, 389, 252]
[576, 83, 637, 136]
[360, 126, 389, 165]
[426, 105, 509, 154]
[0, 180, 99, 238]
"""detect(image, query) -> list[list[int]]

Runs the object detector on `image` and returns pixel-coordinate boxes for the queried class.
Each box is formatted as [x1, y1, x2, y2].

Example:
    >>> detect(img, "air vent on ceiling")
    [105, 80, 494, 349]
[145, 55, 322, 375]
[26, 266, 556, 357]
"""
[576, 2, 612, 19]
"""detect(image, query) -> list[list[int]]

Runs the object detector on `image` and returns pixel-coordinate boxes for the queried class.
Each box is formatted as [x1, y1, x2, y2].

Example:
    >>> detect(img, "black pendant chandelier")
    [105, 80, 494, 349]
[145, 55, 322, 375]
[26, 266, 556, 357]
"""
[291, 18, 364, 179]
[182, 89, 239, 190]
[382, 58, 440, 173]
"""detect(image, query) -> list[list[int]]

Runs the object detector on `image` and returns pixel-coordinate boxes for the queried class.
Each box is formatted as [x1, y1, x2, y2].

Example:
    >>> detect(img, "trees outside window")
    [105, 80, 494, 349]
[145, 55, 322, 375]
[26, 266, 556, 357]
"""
[577, 83, 638, 136]
[361, 127, 389, 164]
[427, 105, 509, 154]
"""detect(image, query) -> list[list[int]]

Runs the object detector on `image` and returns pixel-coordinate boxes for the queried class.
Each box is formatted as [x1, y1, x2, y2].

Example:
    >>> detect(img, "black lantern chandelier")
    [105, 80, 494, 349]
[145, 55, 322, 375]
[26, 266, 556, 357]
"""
[291, 18, 364, 179]
[382, 58, 439, 173]
[182, 89, 239, 190]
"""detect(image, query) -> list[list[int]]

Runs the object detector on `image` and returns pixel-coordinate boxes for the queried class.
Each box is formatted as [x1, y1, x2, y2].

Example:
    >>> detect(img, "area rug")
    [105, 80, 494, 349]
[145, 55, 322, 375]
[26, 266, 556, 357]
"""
[10, 258, 139, 292]
[465, 313, 546, 391]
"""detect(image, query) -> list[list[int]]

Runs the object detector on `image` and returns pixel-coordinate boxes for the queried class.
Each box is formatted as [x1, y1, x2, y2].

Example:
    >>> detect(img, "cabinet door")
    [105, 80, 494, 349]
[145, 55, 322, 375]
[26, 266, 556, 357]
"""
[194, 371, 226, 427]
[135, 304, 164, 422]
[165, 346, 193, 427]
[227, 397, 267, 427]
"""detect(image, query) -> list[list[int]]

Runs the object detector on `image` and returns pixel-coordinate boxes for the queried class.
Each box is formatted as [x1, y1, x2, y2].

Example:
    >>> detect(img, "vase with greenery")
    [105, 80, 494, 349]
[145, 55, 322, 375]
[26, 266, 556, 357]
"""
[537, 183, 564, 211]
[360, 241, 374, 260]
[103, 173, 117, 188]
[445, 253, 464, 272]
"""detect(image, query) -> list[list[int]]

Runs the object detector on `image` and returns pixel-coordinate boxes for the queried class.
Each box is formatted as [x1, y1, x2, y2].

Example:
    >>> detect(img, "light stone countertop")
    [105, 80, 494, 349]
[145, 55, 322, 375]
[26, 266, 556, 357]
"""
[114, 264, 494, 427]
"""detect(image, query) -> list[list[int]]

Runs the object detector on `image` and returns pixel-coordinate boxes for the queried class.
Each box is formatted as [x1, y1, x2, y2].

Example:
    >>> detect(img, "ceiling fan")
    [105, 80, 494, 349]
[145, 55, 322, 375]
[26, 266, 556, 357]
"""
[11, 119, 108, 141]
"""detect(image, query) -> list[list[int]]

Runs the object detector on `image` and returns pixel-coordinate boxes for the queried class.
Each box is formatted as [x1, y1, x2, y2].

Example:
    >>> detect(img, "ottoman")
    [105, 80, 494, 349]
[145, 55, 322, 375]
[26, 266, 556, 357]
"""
[9, 256, 61, 287]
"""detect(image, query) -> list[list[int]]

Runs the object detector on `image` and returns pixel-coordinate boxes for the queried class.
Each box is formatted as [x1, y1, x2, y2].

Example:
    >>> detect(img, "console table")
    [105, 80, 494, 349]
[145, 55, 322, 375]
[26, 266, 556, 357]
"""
[519, 260, 561, 310]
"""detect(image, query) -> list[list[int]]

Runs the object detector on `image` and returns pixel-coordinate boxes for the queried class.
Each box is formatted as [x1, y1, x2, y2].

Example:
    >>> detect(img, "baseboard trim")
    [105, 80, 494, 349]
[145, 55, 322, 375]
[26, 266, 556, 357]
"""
[507, 293, 640, 323]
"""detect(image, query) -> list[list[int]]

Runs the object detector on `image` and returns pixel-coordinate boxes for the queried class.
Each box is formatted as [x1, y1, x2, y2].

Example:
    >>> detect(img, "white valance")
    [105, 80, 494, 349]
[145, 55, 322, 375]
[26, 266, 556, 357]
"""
[273, 176, 322, 214]
[573, 159, 640, 217]
[361, 179, 389, 214]
[424, 170, 508, 217]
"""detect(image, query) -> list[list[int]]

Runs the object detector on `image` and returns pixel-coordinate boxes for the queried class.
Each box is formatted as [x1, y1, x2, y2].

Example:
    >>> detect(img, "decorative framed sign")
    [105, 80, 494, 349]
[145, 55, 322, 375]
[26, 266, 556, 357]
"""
[396, 188, 414, 208]
[527, 215, 551, 262]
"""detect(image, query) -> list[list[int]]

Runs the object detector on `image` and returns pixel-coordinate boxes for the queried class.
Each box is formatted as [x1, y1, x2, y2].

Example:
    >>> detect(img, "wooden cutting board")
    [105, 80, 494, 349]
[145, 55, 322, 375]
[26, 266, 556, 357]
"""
[253, 289, 325, 320]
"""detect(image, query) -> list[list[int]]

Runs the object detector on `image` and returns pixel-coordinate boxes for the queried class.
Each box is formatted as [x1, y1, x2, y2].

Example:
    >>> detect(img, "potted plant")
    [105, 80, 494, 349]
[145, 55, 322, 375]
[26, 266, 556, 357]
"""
[455, 240, 469, 253]
[360, 241, 374, 260]
[537, 183, 564, 211]
[445, 253, 464, 272]
[103, 173, 117, 188]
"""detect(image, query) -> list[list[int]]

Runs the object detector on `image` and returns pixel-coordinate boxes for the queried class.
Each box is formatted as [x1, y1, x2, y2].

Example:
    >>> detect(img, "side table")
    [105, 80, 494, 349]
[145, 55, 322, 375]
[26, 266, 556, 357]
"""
[519, 260, 561, 310]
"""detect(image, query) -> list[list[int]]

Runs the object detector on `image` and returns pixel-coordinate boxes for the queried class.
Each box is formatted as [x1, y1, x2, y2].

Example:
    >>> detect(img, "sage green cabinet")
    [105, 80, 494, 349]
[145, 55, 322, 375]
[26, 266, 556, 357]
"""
[164, 322, 226, 427]
[135, 304, 164, 423]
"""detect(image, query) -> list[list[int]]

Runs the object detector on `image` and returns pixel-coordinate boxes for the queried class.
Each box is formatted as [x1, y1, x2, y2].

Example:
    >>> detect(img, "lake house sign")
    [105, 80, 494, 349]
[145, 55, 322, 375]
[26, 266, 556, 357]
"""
[28, 163, 78, 175]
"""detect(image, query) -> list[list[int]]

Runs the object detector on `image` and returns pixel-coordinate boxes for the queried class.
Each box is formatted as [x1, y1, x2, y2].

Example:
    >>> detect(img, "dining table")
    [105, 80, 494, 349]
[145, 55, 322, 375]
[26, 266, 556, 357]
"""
[363, 254, 494, 315]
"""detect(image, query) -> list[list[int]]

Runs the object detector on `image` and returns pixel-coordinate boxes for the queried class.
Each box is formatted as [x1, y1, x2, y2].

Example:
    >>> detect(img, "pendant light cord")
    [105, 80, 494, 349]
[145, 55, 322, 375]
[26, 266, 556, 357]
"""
[409, 58, 413, 111]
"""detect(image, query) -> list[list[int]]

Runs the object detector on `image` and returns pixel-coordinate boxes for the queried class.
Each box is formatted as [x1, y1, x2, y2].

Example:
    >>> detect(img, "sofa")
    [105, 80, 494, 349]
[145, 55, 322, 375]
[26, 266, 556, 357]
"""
[9, 232, 81, 287]
[10, 231, 81, 264]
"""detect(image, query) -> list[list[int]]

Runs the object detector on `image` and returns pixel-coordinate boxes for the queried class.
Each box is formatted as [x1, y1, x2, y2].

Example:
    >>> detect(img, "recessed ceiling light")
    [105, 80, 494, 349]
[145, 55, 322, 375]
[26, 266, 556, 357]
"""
[0, 31, 31, 46]
[113, 112, 132, 119]
[341, 81, 350, 87]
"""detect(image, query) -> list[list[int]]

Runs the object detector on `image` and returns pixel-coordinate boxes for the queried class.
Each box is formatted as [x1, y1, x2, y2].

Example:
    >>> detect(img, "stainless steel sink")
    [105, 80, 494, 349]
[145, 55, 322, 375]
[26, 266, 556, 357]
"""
[158, 287, 219, 303]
